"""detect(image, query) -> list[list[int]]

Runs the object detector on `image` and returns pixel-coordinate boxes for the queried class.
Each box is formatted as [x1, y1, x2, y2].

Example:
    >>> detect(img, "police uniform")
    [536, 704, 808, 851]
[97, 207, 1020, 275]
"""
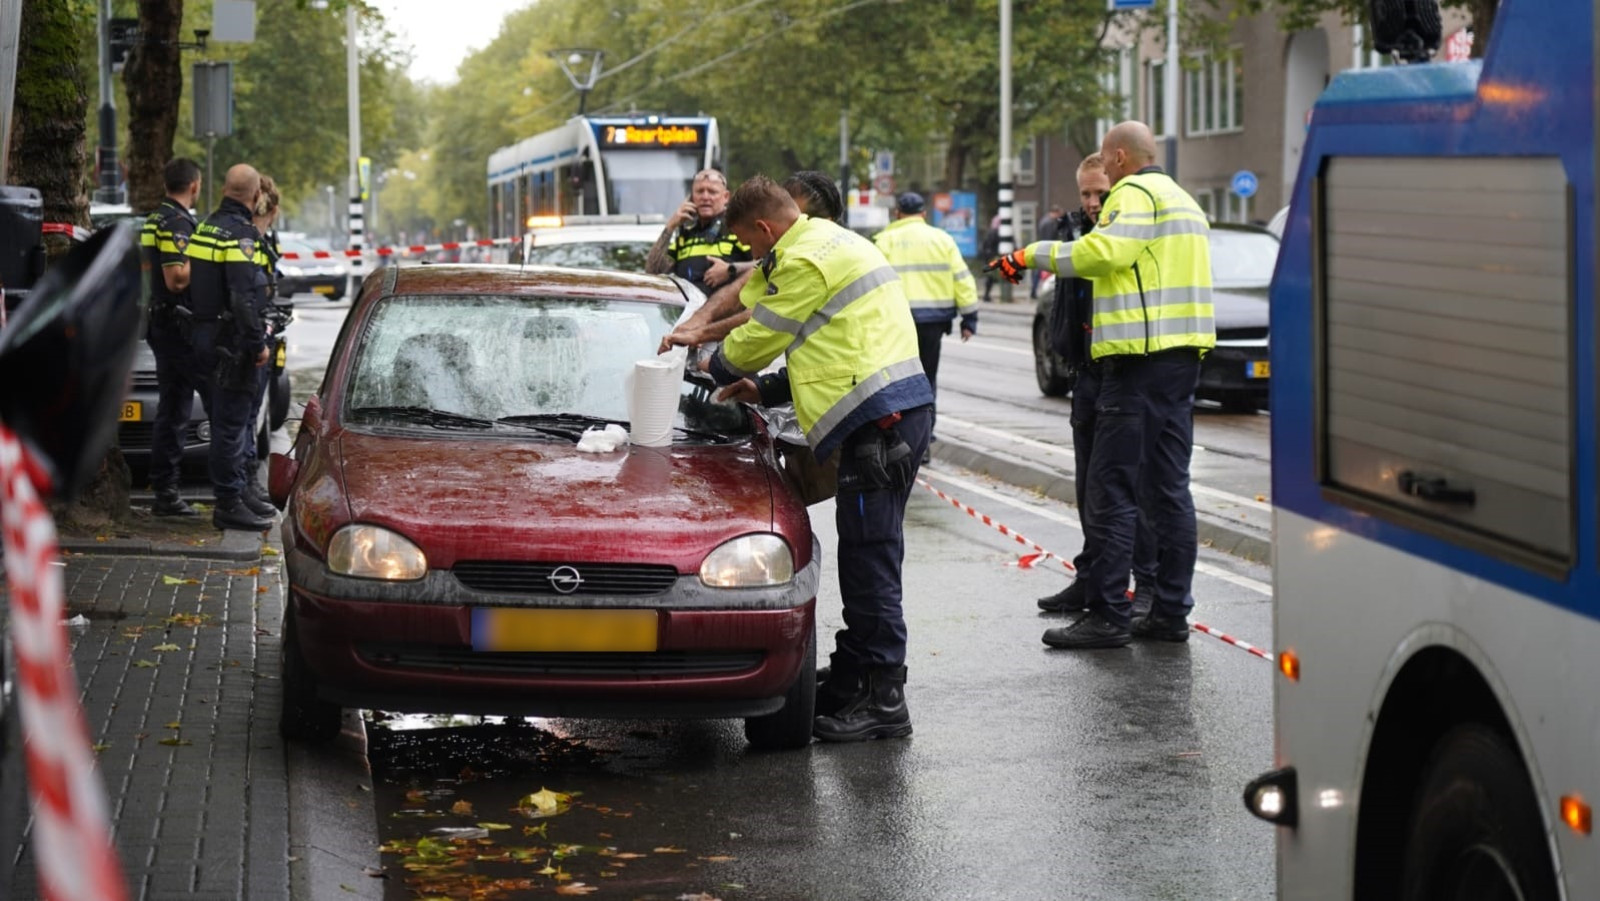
[872, 210, 976, 436]
[185, 197, 274, 527]
[666, 214, 752, 292]
[139, 197, 201, 512]
[708, 213, 934, 741]
[1023, 166, 1214, 642]
[235, 231, 281, 511]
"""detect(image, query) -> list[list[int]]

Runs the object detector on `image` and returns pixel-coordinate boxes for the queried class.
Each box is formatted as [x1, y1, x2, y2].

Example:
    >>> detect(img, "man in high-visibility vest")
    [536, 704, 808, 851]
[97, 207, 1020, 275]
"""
[873, 192, 977, 456]
[705, 175, 934, 742]
[988, 120, 1215, 650]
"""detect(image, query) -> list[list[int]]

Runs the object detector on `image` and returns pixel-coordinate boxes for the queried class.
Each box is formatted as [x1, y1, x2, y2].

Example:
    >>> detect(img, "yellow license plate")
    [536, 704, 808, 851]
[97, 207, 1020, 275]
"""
[1248, 361, 1270, 378]
[275, 344, 287, 367]
[311, 284, 335, 295]
[471, 608, 658, 652]
[119, 401, 142, 421]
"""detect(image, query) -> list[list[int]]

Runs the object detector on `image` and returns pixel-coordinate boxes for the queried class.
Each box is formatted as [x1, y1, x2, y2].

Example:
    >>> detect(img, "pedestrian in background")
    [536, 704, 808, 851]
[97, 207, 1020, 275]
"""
[1033, 154, 1159, 621]
[1031, 204, 1064, 298]
[979, 214, 1001, 302]
[873, 191, 977, 457]
[988, 121, 1214, 649]
[140, 157, 204, 517]
[185, 164, 275, 532]
[707, 175, 933, 742]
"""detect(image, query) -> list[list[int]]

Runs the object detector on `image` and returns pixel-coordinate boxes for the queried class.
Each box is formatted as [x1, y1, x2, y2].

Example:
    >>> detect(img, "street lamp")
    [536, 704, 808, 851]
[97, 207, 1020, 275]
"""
[548, 49, 603, 115]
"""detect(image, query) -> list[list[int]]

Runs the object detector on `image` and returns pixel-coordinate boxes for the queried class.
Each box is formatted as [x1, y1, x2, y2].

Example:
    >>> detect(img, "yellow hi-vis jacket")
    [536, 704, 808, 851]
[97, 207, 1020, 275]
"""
[1025, 169, 1215, 360]
[711, 215, 933, 462]
[872, 215, 977, 326]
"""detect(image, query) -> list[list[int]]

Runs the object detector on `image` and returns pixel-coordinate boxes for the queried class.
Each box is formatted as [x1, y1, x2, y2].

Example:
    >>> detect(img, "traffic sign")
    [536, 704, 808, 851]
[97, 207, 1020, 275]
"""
[874, 150, 895, 177]
[1108, 0, 1156, 8]
[873, 174, 895, 196]
[1230, 170, 1259, 199]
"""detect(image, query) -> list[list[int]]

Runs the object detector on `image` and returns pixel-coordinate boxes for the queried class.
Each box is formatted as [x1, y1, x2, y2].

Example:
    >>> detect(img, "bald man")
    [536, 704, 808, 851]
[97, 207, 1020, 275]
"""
[185, 163, 276, 531]
[988, 121, 1215, 650]
[646, 168, 754, 293]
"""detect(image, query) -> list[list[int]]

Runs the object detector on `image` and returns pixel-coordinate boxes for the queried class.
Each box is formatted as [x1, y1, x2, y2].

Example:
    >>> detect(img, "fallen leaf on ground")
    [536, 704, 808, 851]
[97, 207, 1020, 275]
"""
[261, 546, 280, 556]
[554, 884, 598, 895]
[450, 800, 474, 816]
[517, 787, 572, 817]
[152, 643, 181, 652]
[133, 660, 158, 668]
[161, 575, 200, 586]
[91, 742, 111, 753]
[653, 846, 688, 854]
[164, 613, 210, 627]
[477, 822, 511, 831]
[699, 856, 736, 862]
[257, 586, 269, 594]
[164, 721, 181, 730]
[158, 738, 192, 746]
[609, 852, 647, 860]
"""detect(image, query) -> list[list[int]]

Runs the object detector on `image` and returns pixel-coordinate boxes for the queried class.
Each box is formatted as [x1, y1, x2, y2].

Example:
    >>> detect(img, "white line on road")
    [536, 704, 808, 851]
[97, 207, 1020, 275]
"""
[920, 468, 1274, 597]
[938, 414, 1273, 513]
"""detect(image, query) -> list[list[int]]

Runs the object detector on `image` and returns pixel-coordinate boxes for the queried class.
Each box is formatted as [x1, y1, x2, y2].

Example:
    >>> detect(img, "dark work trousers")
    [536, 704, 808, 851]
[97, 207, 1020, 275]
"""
[914, 322, 946, 435]
[191, 322, 256, 503]
[146, 324, 201, 491]
[1070, 364, 1158, 586]
[833, 404, 934, 668]
[239, 358, 271, 485]
[1082, 351, 1201, 629]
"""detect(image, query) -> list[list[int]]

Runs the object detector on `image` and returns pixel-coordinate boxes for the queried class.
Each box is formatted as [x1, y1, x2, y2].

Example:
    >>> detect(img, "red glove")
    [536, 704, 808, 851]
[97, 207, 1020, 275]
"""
[984, 249, 1028, 284]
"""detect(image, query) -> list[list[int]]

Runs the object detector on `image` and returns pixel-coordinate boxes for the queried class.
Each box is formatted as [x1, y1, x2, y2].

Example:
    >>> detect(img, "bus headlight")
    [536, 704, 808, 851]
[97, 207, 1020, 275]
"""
[327, 525, 427, 581]
[699, 534, 793, 587]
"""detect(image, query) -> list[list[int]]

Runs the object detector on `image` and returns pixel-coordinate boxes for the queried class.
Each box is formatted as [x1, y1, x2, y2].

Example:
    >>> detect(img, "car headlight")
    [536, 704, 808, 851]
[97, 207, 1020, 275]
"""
[699, 534, 793, 587]
[280, 265, 304, 277]
[327, 525, 427, 580]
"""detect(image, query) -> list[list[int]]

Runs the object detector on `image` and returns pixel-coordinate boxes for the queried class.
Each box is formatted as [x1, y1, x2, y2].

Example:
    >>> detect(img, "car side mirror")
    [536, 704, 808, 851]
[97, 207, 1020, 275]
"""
[267, 452, 297, 509]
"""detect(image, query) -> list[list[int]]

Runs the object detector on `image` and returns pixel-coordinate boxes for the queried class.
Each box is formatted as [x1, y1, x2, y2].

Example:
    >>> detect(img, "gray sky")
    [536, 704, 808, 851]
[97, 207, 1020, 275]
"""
[368, 0, 533, 84]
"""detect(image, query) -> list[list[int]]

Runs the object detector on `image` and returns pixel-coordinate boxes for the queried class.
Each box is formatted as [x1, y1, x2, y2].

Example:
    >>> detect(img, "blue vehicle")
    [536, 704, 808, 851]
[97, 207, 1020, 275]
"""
[1248, 0, 1597, 896]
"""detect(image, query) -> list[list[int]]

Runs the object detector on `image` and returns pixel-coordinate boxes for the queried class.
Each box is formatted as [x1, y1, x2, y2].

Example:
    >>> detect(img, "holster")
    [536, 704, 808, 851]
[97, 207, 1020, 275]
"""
[839, 426, 914, 494]
[213, 343, 256, 392]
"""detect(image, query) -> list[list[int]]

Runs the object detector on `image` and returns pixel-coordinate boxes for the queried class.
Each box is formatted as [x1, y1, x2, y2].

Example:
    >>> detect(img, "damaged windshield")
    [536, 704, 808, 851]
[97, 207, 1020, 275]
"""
[342, 294, 751, 441]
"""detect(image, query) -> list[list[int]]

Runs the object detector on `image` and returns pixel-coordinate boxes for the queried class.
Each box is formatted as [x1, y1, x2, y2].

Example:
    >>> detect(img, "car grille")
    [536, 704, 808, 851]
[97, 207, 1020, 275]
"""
[452, 562, 680, 596]
[118, 421, 205, 451]
[130, 371, 160, 390]
[356, 645, 763, 677]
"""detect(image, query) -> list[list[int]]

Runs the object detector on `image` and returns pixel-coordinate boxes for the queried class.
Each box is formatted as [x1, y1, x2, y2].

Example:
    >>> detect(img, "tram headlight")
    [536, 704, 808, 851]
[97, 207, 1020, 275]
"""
[1243, 767, 1299, 827]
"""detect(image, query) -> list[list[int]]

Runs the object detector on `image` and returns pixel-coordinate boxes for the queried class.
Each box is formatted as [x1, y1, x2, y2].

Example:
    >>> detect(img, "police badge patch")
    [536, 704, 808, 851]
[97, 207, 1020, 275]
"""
[173, 233, 189, 252]
[237, 237, 255, 259]
[1101, 210, 1119, 228]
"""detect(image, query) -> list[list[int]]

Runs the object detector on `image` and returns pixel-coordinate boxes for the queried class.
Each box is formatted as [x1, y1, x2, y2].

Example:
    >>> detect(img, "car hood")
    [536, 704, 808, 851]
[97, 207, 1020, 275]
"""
[332, 430, 779, 571]
[1212, 284, 1268, 334]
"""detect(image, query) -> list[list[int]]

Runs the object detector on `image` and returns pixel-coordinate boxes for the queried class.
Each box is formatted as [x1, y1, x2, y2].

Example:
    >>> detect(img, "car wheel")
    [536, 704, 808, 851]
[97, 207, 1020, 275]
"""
[279, 610, 342, 742]
[1399, 724, 1557, 901]
[744, 624, 816, 751]
[1032, 317, 1073, 397]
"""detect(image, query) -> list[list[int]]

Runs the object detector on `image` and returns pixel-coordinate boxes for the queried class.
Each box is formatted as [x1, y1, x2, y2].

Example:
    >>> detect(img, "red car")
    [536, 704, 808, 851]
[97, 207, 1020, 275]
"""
[268, 265, 818, 749]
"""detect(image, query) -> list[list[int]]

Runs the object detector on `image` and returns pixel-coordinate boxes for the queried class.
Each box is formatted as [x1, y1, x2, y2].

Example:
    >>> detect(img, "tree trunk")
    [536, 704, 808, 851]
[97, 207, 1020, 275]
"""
[9, 0, 131, 525]
[1467, 0, 1497, 59]
[124, 0, 184, 213]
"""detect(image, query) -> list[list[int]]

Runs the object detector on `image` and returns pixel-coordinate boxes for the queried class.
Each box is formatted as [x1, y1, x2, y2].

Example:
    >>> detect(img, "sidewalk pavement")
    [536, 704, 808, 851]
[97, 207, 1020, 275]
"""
[6, 524, 293, 900]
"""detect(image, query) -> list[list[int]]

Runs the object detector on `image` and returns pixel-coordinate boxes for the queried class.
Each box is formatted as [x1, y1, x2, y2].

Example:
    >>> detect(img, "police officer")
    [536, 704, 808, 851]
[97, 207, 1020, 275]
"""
[140, 158, 204, 517]
[873, 191, 977, 454]
[706, 175, 933, 742]
[185, 164, 275, 532]
[1033, 153, 1160, 619]
[645, 169, 753, 293]
[989, 121, 1214, 649]
[233, 174, 285, 516]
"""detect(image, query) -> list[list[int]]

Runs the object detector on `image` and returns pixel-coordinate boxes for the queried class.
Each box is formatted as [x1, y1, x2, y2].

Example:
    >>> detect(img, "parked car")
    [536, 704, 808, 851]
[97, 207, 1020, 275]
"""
[518, 215, 664, 272]
[267, 265, 819, 749]
[1032, 222, 1278, 412]
[277, 239, 347, 300]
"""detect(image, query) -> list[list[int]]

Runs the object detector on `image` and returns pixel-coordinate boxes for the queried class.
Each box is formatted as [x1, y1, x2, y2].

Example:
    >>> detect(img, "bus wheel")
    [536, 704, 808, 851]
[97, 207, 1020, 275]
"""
[1400, 724, 1557, 901]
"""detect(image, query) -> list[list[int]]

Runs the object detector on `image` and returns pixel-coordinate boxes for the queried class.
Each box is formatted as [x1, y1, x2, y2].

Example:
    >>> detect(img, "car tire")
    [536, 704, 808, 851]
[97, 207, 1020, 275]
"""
[1399, 724, 1558, 901]
[744, 625, 816, 751]
[1032, 317, 1074, 398]
[279, 610, 342, 742]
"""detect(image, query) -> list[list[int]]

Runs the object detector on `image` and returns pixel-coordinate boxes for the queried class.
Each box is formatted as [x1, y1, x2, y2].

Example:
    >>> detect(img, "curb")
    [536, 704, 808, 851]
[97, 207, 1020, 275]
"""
[58, 527, 265, 561]
[929, 434, 1272, 565]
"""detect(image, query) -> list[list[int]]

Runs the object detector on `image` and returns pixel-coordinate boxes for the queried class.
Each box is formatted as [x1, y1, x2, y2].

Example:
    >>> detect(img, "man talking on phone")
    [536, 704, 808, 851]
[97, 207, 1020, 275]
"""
[646, 168, 753, 293]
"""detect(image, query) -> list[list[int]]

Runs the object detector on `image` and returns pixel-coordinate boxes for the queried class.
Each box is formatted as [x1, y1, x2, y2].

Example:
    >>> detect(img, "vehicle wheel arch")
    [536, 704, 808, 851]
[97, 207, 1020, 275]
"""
[1353, 636, 1560, 898]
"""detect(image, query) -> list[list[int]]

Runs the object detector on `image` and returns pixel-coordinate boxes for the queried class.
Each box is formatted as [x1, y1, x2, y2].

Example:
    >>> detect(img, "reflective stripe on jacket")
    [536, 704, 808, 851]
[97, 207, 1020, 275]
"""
[872, 216, 977, 324]
[141, 198, 197, 312]
[1024, 169, 1215, 359]
[714, 215, 933, 462]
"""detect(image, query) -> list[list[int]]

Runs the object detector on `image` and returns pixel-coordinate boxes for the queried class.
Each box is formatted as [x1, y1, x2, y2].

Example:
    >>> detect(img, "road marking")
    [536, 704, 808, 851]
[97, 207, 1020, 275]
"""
[954, 339, 1033, 359]
[921, 468, 1273, 597]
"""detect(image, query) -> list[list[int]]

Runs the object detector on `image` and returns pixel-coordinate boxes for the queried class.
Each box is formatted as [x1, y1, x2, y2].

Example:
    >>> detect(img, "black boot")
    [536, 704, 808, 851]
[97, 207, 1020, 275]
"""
[1037, 578, 1087, 613]
[212, 496, 273, 532]
[815, 658, 864, 719]
[813, 665, 911, 743]
[239, 478, 276, 518]
[151, 487, 198, 518]
[1131, 580, 1157, 619]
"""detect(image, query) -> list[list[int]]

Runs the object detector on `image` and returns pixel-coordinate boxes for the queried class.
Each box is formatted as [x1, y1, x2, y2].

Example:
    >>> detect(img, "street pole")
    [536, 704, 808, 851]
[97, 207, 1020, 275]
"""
[0, 0, 22, 184]
[839, 107, 850, 197]
[94, 0, 123, 204]
[346, 4, 363, 295]
[1164, 0, 1180, 178]
[998, 0, 1014, 302]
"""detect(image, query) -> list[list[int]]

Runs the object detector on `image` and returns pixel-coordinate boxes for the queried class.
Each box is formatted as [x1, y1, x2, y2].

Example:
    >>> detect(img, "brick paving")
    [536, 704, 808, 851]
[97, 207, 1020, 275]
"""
[5, 538, 290, 901]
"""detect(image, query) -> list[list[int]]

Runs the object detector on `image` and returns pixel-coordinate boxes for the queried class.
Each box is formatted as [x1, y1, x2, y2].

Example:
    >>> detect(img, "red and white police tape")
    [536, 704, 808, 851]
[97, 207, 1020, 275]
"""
[276, 235, 522, 260]
[40, 222, 94, 242]
[914, 476, 1274, 663]
[0, 425, 129, 901]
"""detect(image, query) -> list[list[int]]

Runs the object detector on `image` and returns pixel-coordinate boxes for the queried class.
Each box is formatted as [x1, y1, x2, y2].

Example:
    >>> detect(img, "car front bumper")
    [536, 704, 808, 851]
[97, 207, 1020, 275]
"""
[1200, 341, 1270, 401]
[285, 544, 820, 719]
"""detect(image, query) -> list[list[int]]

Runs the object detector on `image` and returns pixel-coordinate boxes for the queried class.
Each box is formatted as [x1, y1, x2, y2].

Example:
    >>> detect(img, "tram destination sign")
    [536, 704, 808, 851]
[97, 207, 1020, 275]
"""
[598, 124, 705, 149]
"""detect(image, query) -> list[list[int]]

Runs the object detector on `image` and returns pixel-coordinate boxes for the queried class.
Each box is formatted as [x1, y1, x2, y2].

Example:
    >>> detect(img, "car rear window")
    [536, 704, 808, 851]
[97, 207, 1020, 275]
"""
[343, 294, 751, 441]
[1208, 229, 1279, 288]
[522, 241, 652, 272]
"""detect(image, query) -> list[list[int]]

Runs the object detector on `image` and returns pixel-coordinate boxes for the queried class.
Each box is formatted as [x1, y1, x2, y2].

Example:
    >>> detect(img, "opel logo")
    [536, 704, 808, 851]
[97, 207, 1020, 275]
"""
[548, 565, 584, 595]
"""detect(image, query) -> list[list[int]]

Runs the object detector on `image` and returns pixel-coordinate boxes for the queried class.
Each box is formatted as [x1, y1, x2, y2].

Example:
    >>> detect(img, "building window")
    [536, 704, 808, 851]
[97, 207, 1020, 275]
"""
[1186, 49, 1243, 136]
[1016, 138, 1037, 187]
[1096, 48, 1136, 145]
[1196, 187, 1253, 223]
[1015, 201, 1038, 245]
[1146, 59, 1167, 136]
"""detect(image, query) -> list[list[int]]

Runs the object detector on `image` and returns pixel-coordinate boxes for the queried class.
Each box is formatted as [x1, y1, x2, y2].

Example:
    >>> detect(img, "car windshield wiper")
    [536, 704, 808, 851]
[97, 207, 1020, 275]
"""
[673, 425, 733, 443]
[347, 405, 497, 430]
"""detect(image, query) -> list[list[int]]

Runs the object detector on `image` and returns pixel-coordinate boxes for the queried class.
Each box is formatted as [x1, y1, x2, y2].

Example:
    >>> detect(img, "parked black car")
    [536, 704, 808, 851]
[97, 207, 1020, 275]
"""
[1033, 222, 1277, 412]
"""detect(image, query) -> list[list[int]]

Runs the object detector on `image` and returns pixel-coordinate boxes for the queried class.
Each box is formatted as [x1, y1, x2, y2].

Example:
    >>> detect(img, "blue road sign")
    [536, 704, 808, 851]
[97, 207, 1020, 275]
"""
[1109, 0, 1156, 9]
[1231, 170, 1259, 199]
